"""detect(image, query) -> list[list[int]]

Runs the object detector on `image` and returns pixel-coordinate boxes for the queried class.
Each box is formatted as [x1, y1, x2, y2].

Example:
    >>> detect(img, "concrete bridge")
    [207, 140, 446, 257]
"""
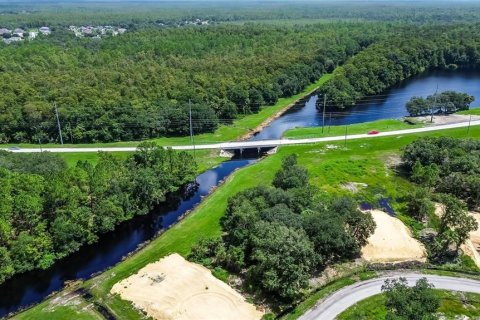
[2, 120, 479, 153]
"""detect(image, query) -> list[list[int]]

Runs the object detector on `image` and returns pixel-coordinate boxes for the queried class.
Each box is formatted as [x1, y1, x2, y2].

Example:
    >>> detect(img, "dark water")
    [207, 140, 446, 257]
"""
[0, 159, 255, 317]
[251, 69, 480, 140]
[2, 69, 480, 318]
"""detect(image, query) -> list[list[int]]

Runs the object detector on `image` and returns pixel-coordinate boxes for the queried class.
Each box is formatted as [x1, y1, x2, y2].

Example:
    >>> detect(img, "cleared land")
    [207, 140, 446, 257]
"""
[111, 253, 263, 320]
[13, 125, 480, 320]
[361, 210, 426, 263]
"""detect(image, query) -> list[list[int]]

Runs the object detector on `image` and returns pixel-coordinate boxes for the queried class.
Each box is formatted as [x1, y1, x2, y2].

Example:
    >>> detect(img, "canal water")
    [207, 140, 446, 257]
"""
[0, 159, 255, 317]
[1, 68, 480, 317]
[251, 69, 480, 140]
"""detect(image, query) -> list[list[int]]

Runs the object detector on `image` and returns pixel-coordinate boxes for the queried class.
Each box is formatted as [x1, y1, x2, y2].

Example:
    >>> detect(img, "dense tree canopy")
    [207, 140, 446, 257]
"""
[381, 277, 440, 320]
[0, 23, 386, 143]
[319, 25, 480, 110]
[0, 144, 196, 284]
[403, 137, 480, 209]
[190, 154, 375, 302]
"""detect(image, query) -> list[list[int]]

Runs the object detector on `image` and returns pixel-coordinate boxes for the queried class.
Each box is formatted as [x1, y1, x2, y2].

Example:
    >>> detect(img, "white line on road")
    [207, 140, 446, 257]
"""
[2, 120, 479, 153]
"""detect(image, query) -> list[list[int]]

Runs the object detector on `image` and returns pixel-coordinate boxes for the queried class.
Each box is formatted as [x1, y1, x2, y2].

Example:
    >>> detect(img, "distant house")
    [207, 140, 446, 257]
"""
[0, 28, 11, 37]
[13, 28, 25, 37]
[39, 27, 51, 35]
[3, 36, 23, 44]
[118, 28, 127, 34]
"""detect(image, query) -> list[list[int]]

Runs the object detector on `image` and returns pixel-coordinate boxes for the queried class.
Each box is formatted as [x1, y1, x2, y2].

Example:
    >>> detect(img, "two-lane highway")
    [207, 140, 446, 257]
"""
[299, 272, 480, 320]
[2, 119, 479, 153]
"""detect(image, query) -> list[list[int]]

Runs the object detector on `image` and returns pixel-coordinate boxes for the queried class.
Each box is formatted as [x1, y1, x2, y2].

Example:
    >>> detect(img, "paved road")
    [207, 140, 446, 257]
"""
[299, 272, 480, 320]
[2, 120, 479, 153]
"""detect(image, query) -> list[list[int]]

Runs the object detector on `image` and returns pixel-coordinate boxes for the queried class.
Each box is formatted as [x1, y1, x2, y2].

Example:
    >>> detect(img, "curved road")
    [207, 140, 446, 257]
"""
[299, 272, 480, 320]
[2, 120, 479, 153]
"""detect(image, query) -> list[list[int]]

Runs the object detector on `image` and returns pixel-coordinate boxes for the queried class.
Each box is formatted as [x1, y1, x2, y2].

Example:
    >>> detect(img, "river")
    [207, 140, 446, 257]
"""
[251, 69, 480, 140]
[1, 69, 480, 317]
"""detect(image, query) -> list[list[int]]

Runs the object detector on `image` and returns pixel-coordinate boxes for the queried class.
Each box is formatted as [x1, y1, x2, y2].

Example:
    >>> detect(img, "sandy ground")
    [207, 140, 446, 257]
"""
[462, 213, 480, 268]
[361, 210, 427, 263]
[414, 114, 480, 125]
[111, 254, 263, 320]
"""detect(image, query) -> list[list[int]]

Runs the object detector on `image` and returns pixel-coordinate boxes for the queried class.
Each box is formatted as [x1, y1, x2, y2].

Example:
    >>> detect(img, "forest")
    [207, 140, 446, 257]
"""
[0, 144, 197, 283]
[190, 155, 375, 303]
[2, 2, 480, 143]
[0, 22, 387, 143]
[319, 24, 480, 110]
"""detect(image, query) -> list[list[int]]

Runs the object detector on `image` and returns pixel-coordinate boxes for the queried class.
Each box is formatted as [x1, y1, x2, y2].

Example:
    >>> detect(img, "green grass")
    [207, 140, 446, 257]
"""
[57, 149, 225, 174]
[284, 119, 423, 139]
[13, 292, 104, 320]
[2, 74, 332, 149]
[13, 124, 480, 319]
[457, 107, 480, 115]
[338, 290, 480, 320]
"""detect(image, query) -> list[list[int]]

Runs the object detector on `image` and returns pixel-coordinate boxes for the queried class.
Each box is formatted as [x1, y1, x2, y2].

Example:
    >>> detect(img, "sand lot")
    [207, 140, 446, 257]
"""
[111, 253, 263, 320]
[361, 210, 427, 262]
[462, 213, 480, 268]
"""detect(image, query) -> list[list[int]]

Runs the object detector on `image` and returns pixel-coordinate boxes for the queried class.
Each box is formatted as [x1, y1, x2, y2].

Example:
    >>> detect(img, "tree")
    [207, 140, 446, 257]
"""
[432, 194, 478, 259]
[405, 188, 435, 221]
[273, 154, 308, 190]
[382, 277, 440, 320]
[249, 221, 315, 301]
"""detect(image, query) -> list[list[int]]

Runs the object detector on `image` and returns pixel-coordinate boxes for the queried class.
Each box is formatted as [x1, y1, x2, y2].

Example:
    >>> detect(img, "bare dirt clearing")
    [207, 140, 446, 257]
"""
[463, 212, 480, 268]
[361, 210, 427, 262]
[111, 253, 263, 320]
[414, 114, 480, 125]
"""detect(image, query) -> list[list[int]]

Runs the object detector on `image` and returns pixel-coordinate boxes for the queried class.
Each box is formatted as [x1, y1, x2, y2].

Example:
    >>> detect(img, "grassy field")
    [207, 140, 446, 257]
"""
[338, 290, 480, 319]
[2, 74, 331, 149]
[457, 107, 480, 116]
[12, 124, 480, 320]
[283, 119, 423, 139]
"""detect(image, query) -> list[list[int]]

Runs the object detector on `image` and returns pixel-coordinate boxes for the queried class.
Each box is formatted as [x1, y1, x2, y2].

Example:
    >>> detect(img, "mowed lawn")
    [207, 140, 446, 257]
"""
[283, 119, 423, 139]
[338, 290, 480, 319]
[13, 124, 480, 320]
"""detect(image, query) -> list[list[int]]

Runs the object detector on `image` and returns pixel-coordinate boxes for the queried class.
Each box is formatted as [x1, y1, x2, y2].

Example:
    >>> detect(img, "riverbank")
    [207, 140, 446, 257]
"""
[12, 124, 480, 320]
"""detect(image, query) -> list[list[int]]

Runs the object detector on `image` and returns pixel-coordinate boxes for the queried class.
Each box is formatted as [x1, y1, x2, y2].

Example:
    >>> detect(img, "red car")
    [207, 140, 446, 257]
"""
[368, 130, 380, 135]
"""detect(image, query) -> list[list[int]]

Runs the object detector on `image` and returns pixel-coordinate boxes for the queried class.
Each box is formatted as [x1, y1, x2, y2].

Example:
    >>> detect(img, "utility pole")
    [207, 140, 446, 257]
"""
[322, 94, 327, 134]
[189, 100, 196, 159]
[430, 85, 438, 123]
[328, 112, 332, 132]
[467, 114, 472, 135]
[38, 137, 42, 152]
[344, 125, 348, 148]
[53, 102, 64, 145]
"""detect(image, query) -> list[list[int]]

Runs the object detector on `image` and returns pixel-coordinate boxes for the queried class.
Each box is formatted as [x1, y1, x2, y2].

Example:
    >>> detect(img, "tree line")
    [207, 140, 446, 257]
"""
[190, 155, 375, 303]
[0, 144, 197, 284]
[0, 22, 388, 143]
[319, 24, 480, 110]
[402, 137, 479, 263]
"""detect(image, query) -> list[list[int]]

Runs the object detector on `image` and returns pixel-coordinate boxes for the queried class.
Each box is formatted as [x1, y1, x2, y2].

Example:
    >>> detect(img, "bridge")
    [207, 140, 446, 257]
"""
[2, 120, 479, 153]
